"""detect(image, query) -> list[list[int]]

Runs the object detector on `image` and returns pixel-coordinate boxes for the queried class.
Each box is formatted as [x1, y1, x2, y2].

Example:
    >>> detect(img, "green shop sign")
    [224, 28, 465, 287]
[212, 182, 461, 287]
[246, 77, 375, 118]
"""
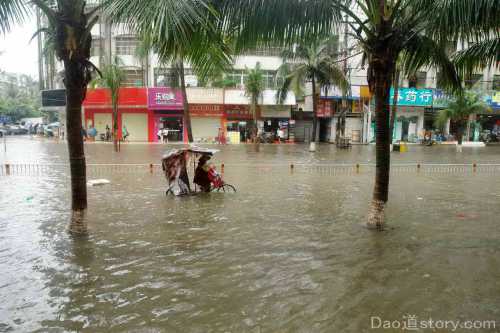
[390, 88, 433, 106]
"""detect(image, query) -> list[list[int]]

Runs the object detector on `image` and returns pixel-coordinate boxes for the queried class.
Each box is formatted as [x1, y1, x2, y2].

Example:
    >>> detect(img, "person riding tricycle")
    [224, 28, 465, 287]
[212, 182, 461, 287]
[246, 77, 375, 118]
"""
[162, 147, 235, 196]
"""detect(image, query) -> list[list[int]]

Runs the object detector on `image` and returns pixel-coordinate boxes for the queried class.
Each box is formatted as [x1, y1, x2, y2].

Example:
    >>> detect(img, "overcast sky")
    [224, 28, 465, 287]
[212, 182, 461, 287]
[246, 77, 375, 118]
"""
[0, 15, 39, 79]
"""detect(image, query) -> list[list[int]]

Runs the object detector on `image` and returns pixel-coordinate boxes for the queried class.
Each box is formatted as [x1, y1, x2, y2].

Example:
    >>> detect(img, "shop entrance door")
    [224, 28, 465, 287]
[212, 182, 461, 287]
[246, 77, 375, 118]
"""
[160, 117, 183, 142]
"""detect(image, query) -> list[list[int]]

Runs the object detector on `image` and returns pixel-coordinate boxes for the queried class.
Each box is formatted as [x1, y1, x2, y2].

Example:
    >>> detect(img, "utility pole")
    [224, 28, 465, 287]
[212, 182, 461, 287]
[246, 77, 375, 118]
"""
[36, 8, 45, 91]
[336, 13, 350, 143]
[342, 13, 349, 138]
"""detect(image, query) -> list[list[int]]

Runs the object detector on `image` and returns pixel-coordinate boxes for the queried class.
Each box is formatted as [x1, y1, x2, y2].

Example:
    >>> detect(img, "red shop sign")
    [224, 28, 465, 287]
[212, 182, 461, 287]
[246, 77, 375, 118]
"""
[224, 104, 254, 119]
[189, 104, 224, 117]
[317, 99, 332, 118]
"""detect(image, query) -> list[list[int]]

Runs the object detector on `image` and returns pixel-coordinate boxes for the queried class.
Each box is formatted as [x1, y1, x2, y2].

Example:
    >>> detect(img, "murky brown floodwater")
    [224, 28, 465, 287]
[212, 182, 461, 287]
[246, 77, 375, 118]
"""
[1, 137, 500, 332]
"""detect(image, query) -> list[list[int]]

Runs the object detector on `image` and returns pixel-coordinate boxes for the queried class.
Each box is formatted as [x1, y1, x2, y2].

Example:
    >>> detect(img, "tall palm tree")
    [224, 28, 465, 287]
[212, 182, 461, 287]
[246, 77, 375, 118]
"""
[0, 0, 211, 225]
[177, 59, 194, 143]
[324, 0, 478, 229]
[244, 62, 265, 142]
[435, 92, 491, 150]
[277, 39, 348, 151]
[29, 0, 104, 219]
[90, 57, 125, 151]
[107, 0, 232, 143]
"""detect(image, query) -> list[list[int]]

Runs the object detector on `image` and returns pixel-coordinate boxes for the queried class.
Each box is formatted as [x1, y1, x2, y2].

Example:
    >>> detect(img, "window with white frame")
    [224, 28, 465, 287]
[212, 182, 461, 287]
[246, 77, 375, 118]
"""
[115, 36, 139, 56]
[122, 69, 144, 87]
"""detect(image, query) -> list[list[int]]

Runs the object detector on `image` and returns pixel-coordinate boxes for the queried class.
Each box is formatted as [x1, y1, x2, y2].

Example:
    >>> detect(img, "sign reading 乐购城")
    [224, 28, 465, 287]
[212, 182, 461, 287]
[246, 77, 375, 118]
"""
[390, 88, 433, 106]
[148, 88, 184, 110]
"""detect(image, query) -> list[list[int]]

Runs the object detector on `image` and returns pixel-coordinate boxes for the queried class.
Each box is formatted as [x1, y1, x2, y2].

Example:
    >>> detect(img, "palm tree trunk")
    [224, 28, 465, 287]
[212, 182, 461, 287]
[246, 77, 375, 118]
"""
[310, 75, 318, 151]
[64, 60, 88, 213]
[178, 61, 193, 143]
[389, 70, 400, 144]
[113, 103, 118, 152]
[456, 123, 464, 148]
[251, 97, 259, 143]
[367, 54, 395, 229]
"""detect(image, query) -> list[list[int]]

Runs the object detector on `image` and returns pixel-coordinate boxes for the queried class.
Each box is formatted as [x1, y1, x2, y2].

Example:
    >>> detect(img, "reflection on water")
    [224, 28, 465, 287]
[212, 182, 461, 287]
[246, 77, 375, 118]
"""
[1, 137, 500, 332]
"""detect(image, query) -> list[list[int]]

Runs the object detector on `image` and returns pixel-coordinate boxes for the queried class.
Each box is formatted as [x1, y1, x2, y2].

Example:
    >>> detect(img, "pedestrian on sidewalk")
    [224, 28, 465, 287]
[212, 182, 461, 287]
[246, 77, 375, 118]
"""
[122, 125, 129, 142]
[105, 125, 111, 141]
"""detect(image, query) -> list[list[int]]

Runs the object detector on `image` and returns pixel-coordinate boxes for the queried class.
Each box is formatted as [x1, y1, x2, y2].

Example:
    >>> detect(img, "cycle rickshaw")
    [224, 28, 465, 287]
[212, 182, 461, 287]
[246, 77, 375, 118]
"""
[161, 146, 236, 196]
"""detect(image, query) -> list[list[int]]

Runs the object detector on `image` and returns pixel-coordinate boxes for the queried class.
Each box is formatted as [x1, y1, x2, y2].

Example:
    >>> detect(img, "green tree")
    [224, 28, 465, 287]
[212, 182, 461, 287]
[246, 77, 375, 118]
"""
[108, 0, 231, 143]
[91, 57, 125, 151]
[1, 0, 210, 227]
[435, 92, 491, 148]
[325, 0, 498, 229]
[277, 38, 348, 151]
[27, 0, 103, 221]
[244, 62, 265, 142]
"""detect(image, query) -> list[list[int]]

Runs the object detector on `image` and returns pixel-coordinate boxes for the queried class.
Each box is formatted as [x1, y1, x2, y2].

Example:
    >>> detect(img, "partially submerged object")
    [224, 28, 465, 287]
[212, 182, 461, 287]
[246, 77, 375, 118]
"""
[87, 179, 111, 186]
[161, 146, 235, 196]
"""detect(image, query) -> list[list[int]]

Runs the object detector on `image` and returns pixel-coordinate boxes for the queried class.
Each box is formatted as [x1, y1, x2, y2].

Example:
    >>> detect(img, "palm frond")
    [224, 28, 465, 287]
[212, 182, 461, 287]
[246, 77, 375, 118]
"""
[453, 37, 500, 77]
[429, 0, 500, 42]
[0, 0, 26, 34]
[217, 0, 343, 52]
[401, 34, 461, 93]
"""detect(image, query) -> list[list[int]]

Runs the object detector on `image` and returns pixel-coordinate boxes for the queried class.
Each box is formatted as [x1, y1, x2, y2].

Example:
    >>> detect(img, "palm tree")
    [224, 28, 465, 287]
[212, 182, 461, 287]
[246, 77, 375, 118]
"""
[28, 0, 104, 220]
[244, 63, 265, 142]
[0, 0, 210, 226]
[435, 92, 491, 150]
[107, 0, 346, 143]
[90, 57, 125, 151]
[323, 0, 483, 229]
[277, 39, 348, 151]
[177, 59, 194, 143]
[107, 0, 233, 143]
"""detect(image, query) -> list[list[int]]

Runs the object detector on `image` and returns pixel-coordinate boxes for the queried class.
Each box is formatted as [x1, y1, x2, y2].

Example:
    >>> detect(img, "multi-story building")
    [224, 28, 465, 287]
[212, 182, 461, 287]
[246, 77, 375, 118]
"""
[38, 4, 301, 143]
[38, 3, 499, 144]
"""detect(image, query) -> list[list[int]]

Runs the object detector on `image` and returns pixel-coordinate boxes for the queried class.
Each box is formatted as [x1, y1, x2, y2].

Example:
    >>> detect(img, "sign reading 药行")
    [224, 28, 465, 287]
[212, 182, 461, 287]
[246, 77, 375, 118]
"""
[390, 88, 433, 106]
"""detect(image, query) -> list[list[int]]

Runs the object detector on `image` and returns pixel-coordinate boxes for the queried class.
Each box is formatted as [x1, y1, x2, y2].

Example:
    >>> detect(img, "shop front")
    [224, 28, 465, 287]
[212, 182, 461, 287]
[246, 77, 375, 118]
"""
[84, 88, 148, 141]
[148, 87, 185, 142]
[477, 92, 500, 142]
[224, 104, 254, 144]
[189, 104, 225, 143]
[322, 86, 368, 143]
[390, 88, 431, 142]
[261, 105, 291, 141]
[292, 109, 314, 143]
[317, 99, 333, 142]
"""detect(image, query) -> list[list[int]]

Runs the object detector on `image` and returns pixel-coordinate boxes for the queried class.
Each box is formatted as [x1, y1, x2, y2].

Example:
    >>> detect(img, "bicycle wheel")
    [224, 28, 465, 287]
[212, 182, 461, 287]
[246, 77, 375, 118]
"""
[216, 184, 236, 193]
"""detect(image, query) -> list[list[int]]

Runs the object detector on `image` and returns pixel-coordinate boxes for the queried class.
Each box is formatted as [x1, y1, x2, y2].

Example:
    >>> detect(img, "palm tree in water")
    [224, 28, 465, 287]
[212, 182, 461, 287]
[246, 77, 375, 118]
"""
[435, 92, 491, 151]
[1, 0, 212, 230]
[277, 38, 348, 151]
[91, 57, 125, 151]
[244, 63, 265, 142]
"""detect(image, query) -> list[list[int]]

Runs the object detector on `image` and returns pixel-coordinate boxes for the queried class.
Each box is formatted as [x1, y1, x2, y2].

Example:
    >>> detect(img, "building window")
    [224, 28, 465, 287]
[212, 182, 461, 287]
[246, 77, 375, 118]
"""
[115, 36, 138, 56]
[242, 47, 284, 57]
[228, 69, 278, 89]
[123, 69, 144, 87]
[91, 38, 101, 57]
[408, 71, 427, 89]
[493, 75, 500, 90]
[465, 73, 482, 89]
[154, 68, 194, 87]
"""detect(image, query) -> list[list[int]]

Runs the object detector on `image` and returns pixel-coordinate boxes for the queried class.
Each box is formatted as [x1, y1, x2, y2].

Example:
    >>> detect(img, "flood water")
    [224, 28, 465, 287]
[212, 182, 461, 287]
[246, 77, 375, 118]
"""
[1, 137, 500, 332]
